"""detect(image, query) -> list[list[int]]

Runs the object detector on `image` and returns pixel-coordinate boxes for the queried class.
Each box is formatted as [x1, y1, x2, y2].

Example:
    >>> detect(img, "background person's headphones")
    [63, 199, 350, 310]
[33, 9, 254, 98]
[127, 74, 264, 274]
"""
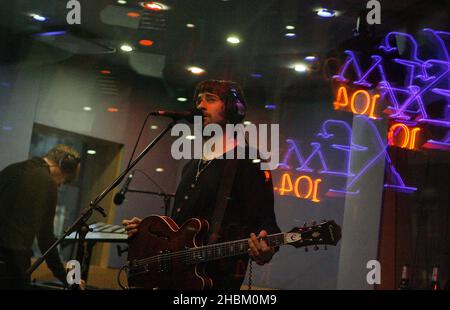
[59, 152, 81, 177]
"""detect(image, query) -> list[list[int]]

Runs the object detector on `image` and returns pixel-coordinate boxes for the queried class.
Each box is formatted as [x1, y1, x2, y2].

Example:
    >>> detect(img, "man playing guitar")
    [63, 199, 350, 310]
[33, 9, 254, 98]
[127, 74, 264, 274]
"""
[123, 80, 280, 290]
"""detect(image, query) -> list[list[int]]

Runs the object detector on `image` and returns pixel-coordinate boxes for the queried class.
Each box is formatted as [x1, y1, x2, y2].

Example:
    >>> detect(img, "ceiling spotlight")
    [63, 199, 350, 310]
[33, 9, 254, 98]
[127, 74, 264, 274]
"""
[285, 25, 295, 30]
[186, 23, 195, 28]
[177, 97, 188, 102]
[83, 106, 92, 111]
[87, 150, 96, 155]
[156, 168, 164, 172]
[294, 63, 308, 72]
[150, 125, 158, 130]
[117, 0, 127, 4]
[127, 12, 140, 18]
[139, 39, 154, 46]
[30, 14, 47, 22]
[141, 2, 169, 11]
[120, 44, 133, 52]
[317, 8, 337, 18]
[252, 159, 261, 163]
[187, 66, 205, 75]
[304, 56, 317, 61]
[107, 107, 119, 113]
[227, 36, 241, 44]
[285, 33, 296, 38]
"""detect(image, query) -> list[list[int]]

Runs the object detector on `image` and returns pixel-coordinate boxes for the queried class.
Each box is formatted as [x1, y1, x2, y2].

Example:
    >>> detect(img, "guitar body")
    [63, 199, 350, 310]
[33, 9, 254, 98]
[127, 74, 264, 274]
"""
[125, 215, 342, 290]
[127, 215, 213, 290]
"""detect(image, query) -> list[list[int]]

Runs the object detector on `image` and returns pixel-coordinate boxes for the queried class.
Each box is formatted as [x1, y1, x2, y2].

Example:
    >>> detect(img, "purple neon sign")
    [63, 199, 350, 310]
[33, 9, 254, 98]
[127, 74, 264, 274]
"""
[333, 28, 450, 151]
[278, 115, 417, 198]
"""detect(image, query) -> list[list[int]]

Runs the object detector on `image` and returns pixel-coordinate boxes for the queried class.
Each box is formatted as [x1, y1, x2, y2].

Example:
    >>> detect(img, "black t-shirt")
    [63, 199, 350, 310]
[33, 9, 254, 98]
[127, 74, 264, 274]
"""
[171, 148, 280, 289]
[0, 157, 67, 284]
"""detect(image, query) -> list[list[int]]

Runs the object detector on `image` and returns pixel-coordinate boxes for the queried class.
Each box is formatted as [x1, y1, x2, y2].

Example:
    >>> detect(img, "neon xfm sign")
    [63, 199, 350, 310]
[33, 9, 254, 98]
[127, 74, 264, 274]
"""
[276, 29, 449, 202]
[333, 28, 450, 149]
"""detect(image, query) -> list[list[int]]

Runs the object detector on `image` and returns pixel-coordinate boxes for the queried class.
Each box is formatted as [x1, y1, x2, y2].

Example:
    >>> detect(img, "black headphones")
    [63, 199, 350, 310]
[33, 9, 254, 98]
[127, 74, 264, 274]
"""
[193, 80, 247, 125]
[226, 87, 247, 124]
[59, 153, 81, 179]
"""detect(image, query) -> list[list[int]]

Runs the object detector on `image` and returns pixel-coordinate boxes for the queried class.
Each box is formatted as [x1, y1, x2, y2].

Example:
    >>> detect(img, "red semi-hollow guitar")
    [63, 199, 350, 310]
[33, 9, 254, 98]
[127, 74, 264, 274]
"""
[126, 215, 341, 290]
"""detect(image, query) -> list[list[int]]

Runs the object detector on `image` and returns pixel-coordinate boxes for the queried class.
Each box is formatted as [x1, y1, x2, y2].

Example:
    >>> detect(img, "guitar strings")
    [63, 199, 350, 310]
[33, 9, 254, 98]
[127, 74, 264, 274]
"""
[130, 233, 286, 270]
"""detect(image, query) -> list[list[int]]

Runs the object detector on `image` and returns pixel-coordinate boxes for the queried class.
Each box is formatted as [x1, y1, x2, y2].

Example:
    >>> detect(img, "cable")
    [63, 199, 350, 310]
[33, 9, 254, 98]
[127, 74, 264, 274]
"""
[117, 265, 129, 290]
[126, 112, 153, 170]
[133, 169, 167, 195]
[247, 258, 253, 290]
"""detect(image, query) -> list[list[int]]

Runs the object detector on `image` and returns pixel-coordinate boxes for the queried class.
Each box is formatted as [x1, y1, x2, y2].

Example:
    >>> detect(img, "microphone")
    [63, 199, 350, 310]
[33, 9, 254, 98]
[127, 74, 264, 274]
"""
[114, 172, 134, 205]
[150, 108, 202, 123]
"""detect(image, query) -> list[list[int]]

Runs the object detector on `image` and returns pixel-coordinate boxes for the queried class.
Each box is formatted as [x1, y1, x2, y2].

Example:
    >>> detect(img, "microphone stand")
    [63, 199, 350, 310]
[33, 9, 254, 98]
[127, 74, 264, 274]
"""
[26, 120, 178, 285]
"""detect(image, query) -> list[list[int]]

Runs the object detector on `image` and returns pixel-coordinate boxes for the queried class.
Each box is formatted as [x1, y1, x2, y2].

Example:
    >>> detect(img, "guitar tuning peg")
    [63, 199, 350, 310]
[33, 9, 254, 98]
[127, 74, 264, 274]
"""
[304, 246, 308, 252]
[314, 245, 319, 251]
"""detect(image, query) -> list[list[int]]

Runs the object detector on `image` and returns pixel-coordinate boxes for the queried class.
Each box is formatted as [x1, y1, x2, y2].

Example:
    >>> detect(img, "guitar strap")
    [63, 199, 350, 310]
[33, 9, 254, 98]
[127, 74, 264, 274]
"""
[208, 159, 238, 244]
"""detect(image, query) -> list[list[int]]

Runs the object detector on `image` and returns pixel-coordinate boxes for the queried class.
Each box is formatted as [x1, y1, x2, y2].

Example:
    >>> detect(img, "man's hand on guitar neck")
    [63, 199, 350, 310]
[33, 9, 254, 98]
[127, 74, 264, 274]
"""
[248, 230, 275, 265]
[122, 217, 142, 237]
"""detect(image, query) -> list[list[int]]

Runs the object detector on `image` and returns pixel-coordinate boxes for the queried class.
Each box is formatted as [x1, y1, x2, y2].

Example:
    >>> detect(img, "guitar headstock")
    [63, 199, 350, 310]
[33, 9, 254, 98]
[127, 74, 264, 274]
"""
[286, 220, 341, 249]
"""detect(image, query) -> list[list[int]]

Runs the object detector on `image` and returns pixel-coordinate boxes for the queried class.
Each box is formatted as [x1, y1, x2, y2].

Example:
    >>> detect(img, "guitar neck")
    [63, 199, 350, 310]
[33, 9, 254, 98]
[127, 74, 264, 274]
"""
[128, 220, 340, 277]
[185, 233, 286, 264]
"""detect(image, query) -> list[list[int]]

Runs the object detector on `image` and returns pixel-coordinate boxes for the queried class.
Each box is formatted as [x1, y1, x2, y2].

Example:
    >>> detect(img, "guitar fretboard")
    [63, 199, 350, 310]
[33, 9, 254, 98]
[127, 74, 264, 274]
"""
[185, 233, 285, 264]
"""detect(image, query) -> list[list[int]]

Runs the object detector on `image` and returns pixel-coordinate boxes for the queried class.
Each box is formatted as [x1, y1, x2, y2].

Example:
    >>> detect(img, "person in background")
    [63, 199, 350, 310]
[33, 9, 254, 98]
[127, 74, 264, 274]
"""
[0, 144, 81, 289]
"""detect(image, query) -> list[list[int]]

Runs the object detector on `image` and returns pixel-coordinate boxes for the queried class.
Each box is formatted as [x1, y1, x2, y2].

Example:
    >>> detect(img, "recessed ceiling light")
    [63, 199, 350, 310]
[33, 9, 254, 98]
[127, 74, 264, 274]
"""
[107, 107, 119, 113]
[156, 167, 164, 172]
[187, 66, 205, 75]
[304, 56, 317, 61]
[139, 39, 154, 46]
[285, 33, 296, 38]
[120, 44, 133, 52]
[87, 150, 96, 155]
[150, 125, 158, 130]
[252, 159, 261, 163]
[127, 12, 140, 18]
[141, 2, 169, 11]
[83, 106, 92, 111]
[117, 0, 127, 4]
[30, 14, 47, 22]
[177, 97, 188, 102]
[186, 23, 195, 28]
[285, 25, 295, 30]
[227, 36, 240, 44]
[317, 8, 337, 18]
[294, 63, 308, 72]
